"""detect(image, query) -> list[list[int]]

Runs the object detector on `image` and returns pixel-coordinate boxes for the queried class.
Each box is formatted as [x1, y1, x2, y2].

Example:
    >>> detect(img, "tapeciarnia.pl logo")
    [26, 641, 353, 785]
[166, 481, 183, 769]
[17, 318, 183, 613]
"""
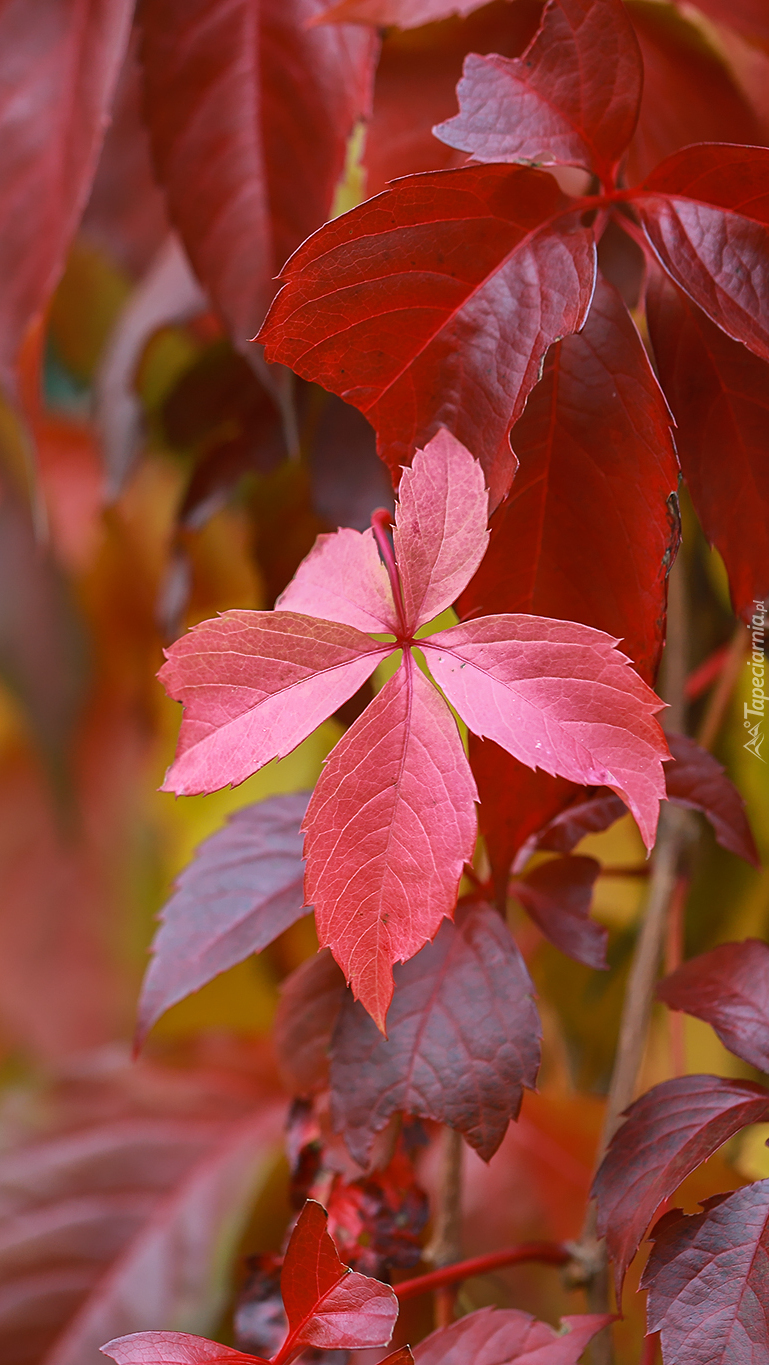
[744, 599, 767, 762]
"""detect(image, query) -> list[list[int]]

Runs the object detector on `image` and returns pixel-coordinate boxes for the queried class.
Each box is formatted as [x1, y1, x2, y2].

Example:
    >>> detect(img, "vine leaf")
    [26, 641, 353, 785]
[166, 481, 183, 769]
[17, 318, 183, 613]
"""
[592, 1074, 769, 1296]
[329, 902, 540, 1163]
[642, 1181, 769, 1365]
[137, 794, 311, 1043]
[434, 0, 642, 184]
[160, 432, 668, 1027]
[412, 1306, 614, 1365]
[657, 940, 769, 1073]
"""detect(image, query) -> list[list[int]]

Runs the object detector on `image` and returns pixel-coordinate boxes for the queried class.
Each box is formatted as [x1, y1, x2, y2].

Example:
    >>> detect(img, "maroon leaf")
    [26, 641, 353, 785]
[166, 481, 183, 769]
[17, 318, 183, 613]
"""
[278, 1199, 398, 1359]
[592, 1074, 769, 1296]
[457, 274, 680, 685]
[137, 794, 311, 1045]
[139, 0, 377, 345]
[412, 1305, 614, 1365]
[532, 790, 627, 857]
[646, 269, 769, 621]
[435, 0, 642, 184]
[0, 0, 133, 394]
[511, 855, 606, 969]
[663, 733, 760, 867]
[657, 940, 769, 1073]
[641, 1182, 769, 1365]
[637, 144, 769, 362]
[259, 162, 596, 505]
[329, 903, 540, 1164]
[471, 740, 582, 898]
[274, 950, 347, 1096]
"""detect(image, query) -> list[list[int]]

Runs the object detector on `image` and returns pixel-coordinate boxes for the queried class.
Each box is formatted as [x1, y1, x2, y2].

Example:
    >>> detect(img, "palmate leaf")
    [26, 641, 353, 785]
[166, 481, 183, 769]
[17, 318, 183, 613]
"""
[160, 432, 668, 1027]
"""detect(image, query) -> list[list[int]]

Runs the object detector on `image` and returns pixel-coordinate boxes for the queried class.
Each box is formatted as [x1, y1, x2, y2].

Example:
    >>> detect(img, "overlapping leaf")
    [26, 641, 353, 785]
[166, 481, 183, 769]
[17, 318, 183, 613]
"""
[330, 902, 540, 1163]
[592, 1075, 769, 1296]
[657, 939, 769, 1073]
[137, 794, 311, 1044]
[412, 1306, 613, 1365]
[636, 145, 769, 362]
[457, 274, 680, 685]
[139, 0, 377, 346]
[161, 433, 668, 1026]
[259, 163, 596, 504]
[642, 1182, 769, 1365]
[511, 855, 605, 969]
[434, 0, 642, 184]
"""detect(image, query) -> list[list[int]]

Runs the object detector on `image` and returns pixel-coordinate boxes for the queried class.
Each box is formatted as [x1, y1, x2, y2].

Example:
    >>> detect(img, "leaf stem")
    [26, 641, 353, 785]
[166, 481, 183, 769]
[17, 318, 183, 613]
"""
[394, 1242, 570, 1300]
[371, 507, 409, 637]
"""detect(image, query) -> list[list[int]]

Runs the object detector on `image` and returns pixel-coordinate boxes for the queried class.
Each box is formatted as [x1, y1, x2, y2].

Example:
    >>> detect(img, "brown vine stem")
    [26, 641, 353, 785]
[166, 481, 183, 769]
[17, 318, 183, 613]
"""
[395, 1242, 570, 1300]
[425, 1126, 465, 1327]
[565, 555, 693, 1364]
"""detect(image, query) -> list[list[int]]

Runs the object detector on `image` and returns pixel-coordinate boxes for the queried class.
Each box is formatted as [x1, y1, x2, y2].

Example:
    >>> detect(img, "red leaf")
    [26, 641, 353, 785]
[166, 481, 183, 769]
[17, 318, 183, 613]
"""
[434, 0, 642, 183]
[412, 1306, 613, 1365]
[511, 855, 606, 969]
[625, 3, 761, 185]
[159, 612, 387, 796]
[259, 162, 596, 505]
[663, 733, 760, 867]
[139, 0, 377, 345]
[278, 1200, 398, 1359]
[304, 653, 478, 1029]
[471, 740, 582, 898]
[381, 1352, 414, 1365]
[646, 269, 769, 621]
[0, 0, 133, 393]
[641, 1182, 769, 1365]
[277, 527, 397, 633]
[137, 794, 311, 1045]
[316, 0, 490, 25]
[161, 433, 668, 1026]
[362, 2, 542, 198]
[592, 1074, 769, 1296]
[422, 616, 668, 849]
[274, 950, 347, 1095]
[637, 144, 769, 362]
[656, 940, 769, 1073]
[101, 1333, 266, 1363]
[457, 274, 680, 685]
[330, 902, 540, 1162]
